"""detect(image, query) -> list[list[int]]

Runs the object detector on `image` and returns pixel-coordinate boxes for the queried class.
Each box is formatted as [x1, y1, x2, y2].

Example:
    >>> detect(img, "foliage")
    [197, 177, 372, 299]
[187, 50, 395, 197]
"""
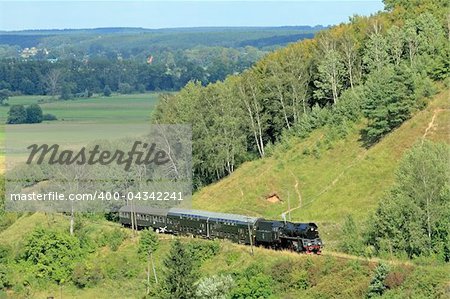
[6, 104, 27, 124]
[25, 104, 43, 123]
[366, 141, 450, 261]
[22, 227, 84, 283]
[138, 228, 159, 258]
[103, 85, 112, 97]
[100, 228, 126, 251]
[42, 113, 57, 121]
[0, 89, 10, 105]
[0, 264, 11, 291]
[231, 273, 273, 299]
[160, 239, 198, 299]
[361, 65, 414, 145]
[72, 262, 104, 288]
[367, 263, 390, 298]
[339, 215, 364, 255]
[195, 274, 235, 299]
[186, 240, 220, 267]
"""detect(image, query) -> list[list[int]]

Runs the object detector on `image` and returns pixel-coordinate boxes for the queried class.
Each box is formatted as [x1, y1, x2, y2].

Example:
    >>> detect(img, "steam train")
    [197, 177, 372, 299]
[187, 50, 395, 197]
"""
[119, 205, 322, 254]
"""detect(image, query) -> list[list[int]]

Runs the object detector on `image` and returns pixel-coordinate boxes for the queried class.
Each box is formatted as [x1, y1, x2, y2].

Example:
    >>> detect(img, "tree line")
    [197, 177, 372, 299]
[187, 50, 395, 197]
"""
[153, 0, 449, 188]
[0, 47, 263, 98]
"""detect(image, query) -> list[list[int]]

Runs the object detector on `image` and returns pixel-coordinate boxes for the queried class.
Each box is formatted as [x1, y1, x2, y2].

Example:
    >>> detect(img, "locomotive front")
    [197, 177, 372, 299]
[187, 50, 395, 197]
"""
[282, 222, 323, 254]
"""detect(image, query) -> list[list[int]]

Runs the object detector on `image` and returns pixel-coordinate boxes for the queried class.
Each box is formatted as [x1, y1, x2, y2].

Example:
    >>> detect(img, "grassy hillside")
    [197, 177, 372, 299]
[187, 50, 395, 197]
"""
[192, 89, 450, 245]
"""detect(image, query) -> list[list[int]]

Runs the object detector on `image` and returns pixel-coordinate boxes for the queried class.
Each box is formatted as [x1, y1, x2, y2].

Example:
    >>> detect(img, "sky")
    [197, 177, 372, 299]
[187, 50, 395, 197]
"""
[0, 1, 384, 31]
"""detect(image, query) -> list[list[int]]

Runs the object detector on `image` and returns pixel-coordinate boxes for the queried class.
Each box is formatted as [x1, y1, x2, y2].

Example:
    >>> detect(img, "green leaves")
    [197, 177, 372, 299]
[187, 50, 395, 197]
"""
[366, 141, 450, 261]
[22, 228, 84, 283]
[138, 228, 159, 257]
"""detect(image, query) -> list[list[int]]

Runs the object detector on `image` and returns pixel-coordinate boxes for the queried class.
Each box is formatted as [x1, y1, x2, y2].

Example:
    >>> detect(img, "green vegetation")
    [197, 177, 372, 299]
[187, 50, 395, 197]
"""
[154, 2, 448, 187]
[366, 141, 450, 261]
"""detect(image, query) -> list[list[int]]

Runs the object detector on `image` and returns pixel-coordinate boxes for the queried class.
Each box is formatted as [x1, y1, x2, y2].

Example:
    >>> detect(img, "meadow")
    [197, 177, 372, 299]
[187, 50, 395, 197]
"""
[0, 93, 160, 124]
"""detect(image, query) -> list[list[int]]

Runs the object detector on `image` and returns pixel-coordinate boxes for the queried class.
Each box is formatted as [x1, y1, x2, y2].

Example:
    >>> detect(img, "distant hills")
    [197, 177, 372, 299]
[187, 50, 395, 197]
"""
[0, 26, 324, 56]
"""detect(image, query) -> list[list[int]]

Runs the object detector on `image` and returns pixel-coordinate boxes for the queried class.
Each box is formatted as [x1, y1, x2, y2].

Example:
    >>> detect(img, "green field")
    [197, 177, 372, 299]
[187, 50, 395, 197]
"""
[0, 93, 160, 124]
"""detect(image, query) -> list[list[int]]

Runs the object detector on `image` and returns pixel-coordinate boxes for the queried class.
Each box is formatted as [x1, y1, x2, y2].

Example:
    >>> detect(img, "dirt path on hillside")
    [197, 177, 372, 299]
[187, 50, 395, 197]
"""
[280, 171, 303, 220]
[422, 109, 442, 142]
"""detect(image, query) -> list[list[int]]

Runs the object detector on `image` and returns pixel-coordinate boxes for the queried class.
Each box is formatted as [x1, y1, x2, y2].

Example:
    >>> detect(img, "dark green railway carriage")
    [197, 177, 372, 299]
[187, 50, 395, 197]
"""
[167, 208, 260, 245]
[119, 205, 169, 232]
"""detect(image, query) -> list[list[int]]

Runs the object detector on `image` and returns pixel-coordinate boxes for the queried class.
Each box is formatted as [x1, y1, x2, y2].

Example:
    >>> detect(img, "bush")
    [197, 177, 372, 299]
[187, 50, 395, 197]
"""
[42, 113, 57, 121]
[6, 105, 26, 124]
[102, 228, 126, 251]
[22, 228, 83, 283]
[118, 82, 133, 94]
[0, 264, 11, 290]
[196, 274, 235, 299]
[367, 263, 390, 298]
[186, 240, 220, 266]
[231, 273, 273, 299]
[25, 104, 43, 123]
[72, 262, 104, 288]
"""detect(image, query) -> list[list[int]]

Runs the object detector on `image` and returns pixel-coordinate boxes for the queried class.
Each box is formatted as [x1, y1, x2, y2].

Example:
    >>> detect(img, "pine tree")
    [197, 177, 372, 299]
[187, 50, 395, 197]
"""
[161, 239, 197, 299]
[367, 263, 389, 298]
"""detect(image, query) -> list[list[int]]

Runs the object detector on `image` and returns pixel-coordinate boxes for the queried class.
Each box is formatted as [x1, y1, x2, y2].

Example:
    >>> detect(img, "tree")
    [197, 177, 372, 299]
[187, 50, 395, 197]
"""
[367, 263, 389, 298]
[139, 229, 159, 294]
[314, 47, 345, 104]
[361, 65, 414, 144]
[160, 239, 197, 298]
[339, 215, 364, 255]
[363, 26, 389, 72]
[59, 84, 73, 100]
[26, 104, 43, 124]
[103, 85, 112, 97]
[45, 68, 63, 97]
[366, 141, 450, 261]
[0, 89, 10, 105]
[6, 105, 26, 124]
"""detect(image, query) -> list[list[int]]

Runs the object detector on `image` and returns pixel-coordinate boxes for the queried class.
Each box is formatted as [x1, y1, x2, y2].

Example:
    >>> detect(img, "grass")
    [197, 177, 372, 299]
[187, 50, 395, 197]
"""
[192, 90, 450, 248]
[0, 93, 160, 124]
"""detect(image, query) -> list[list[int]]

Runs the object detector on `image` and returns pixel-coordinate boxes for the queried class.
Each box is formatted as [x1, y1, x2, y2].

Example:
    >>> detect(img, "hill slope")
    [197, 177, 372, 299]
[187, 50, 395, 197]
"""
[192, 89, 450, 244]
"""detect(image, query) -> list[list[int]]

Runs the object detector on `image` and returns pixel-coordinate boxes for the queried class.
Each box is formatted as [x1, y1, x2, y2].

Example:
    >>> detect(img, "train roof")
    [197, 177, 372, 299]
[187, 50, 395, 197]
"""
[168, 208, 260, 225]
[119, 205, 169, 217]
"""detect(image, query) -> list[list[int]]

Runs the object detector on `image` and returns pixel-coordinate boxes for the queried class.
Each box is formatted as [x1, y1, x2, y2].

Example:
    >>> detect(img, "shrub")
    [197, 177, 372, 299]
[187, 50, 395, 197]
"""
[72, 262, 104, 288]
[186, 240, 220, 266]
[367, 263, 390, 298]
[231, 273, 273, 299]
[196, 274, 235, 299]
[22, 228, 83, 283]
[100, 228, 126, 251]
[6, 105, 26, 124]
[0, 264, 11, 290]
[25, 104, 43, 123]
[42, 113, 57, 121]
[118, 82, 133, 94]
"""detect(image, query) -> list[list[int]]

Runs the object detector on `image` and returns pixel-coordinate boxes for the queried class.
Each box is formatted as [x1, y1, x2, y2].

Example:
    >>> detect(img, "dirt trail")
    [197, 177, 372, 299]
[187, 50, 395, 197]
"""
[422, 109, 441, 142]
[280, 171, 303, 220]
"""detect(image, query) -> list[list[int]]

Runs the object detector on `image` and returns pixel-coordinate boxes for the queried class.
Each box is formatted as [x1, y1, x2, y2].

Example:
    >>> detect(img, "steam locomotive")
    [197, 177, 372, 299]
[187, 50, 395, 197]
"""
[119, 205, 322, 254]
